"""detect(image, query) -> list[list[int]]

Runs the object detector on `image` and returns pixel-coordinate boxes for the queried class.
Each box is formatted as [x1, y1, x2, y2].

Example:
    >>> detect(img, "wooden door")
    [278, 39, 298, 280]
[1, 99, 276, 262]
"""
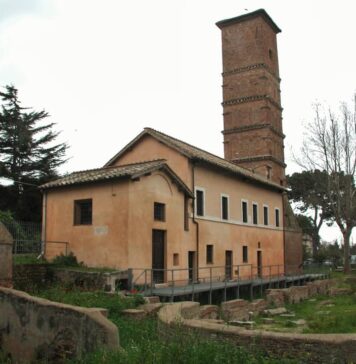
[188, 251, 196, 282]
[152, 230, 165, 283]
[257, 250, 262, 278]
[225, 250, 233, 280]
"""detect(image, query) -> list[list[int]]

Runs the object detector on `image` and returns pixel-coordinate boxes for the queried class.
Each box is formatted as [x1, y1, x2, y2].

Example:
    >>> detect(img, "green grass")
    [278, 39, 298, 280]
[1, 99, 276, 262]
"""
[286, 294, 356, 333]
[13, 254, 47, 265]
[33, 286, 297, 364]
[35, 286, 144, 314]
[255, 288, 356, 334]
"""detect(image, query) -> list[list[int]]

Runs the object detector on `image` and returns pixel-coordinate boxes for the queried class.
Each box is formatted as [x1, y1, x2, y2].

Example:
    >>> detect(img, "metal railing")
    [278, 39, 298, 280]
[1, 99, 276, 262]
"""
[128, 263, 328, 302]
[130, 263, 284, 292]
[0, 220, 42, 255]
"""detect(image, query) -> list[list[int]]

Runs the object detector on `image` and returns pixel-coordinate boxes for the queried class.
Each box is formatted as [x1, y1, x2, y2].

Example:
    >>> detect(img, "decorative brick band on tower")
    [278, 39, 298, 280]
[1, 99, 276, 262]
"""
[216, 9, 286, 185]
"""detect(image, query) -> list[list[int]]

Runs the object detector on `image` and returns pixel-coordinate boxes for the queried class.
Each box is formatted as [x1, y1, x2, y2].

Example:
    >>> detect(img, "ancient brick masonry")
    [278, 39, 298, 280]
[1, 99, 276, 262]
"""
[216, 10, 286, 185]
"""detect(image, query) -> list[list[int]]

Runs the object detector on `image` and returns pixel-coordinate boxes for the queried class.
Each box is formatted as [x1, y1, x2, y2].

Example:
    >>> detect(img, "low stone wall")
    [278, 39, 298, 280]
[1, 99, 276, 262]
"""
[158, 301, 356, 363]
[0, 222, 13, 288]
[53, 268, 129, 292]
[266, 280, 332, 307]
[0, 287, 119, 363]
[13, 264, 53, 291]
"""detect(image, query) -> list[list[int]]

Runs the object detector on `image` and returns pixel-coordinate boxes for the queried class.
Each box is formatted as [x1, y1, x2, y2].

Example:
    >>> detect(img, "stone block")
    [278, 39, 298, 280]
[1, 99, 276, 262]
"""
[180, 302, 200, 319]
[307, 282, 318, 296]
[144, 296, 161, 304]
[88, 307, 109, 318]
[249, 299, 267, 314]
[266, 289, 285, 307]
[263, 307, 287, 316]
[139, 303, 163, 316]
[285, 286, 309, 304]
[221, 299, 249, 321]
[121, 309, 146, 320]
[328, 287, 351, 296]
[229, 320, 255, 329]
[199, 305, 219, 319]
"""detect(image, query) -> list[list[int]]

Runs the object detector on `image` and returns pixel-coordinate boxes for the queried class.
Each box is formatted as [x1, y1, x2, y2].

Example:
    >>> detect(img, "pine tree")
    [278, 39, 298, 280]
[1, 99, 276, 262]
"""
[0, 85, 68, 221]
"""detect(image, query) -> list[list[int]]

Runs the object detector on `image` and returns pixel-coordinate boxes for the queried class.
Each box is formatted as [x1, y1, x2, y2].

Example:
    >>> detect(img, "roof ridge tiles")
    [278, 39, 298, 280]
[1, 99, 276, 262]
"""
[70, 158, 167, 175]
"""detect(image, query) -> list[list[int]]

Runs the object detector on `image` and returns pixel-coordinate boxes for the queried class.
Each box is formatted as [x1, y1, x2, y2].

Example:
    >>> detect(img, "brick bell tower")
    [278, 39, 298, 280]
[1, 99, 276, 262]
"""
[216, 9, 286, 185]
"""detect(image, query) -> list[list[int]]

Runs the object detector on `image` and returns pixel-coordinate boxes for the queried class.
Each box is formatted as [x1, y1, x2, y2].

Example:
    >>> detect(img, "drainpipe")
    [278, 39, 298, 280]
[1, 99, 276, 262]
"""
[40, 190, 47, 258]
[282, 192, 286, 276]
[192, 162, 199, 282]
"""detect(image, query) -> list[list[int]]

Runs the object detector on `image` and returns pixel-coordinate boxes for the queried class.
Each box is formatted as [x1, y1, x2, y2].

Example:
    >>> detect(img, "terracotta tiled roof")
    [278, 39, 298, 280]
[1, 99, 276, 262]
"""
[105, 127, 285, 191]
[40, 159, 193, 196]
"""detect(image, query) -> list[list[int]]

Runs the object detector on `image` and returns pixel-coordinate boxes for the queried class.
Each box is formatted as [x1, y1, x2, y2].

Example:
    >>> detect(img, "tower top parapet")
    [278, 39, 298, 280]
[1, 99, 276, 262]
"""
[216, 9, 281, 34]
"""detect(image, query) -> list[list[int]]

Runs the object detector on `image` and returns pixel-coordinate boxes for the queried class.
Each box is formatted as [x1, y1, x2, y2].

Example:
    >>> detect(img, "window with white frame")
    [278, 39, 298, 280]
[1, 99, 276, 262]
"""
[221, 195, 229, 220]
[263, 205, 269, 226]
[275, 208, 280, 227]
[252, 203, 258, 225]
[242, 200, 248, 223]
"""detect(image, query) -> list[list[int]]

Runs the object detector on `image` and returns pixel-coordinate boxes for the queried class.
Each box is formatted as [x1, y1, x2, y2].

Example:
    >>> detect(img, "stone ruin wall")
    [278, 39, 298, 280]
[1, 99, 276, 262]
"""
[0, 222, 13, 288]
[0, 287, 119, 363]
[157, 279, 356, 363]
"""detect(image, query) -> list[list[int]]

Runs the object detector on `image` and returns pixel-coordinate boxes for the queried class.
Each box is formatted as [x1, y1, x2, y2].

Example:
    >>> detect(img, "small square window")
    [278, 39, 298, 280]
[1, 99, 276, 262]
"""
[206, 245, 214, 264]
[154, 202, 165, 221]
[173, 253, 179, 266]
[242, 245, 248, 263]
[74, 199, 92, 225]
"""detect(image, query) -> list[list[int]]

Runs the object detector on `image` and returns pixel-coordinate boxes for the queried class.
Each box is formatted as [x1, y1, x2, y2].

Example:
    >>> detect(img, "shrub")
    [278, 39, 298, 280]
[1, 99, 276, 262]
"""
[52, 252, 81, 267]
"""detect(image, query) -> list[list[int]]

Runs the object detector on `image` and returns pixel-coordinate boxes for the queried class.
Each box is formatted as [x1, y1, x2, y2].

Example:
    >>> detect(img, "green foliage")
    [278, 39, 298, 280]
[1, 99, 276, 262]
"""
[287, 170, 333, 258]
[13, 254, 47, 265]
[313, 241, 343, 267]
[0, 85, 68, 221]
[36, 286, 140, 315]
[69, 317, 293, 364]
[52, 252, 81, 267]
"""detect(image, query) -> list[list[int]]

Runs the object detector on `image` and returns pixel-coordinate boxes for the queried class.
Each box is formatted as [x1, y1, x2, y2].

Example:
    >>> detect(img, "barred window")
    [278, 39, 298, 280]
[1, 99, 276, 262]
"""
[74, 199, 92, 225]
[154, 202, 165, 221]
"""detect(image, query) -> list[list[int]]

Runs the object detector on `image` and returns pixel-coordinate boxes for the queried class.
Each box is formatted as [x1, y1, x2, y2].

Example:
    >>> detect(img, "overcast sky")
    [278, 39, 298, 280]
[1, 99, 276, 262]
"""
[1, 0, 355, 242]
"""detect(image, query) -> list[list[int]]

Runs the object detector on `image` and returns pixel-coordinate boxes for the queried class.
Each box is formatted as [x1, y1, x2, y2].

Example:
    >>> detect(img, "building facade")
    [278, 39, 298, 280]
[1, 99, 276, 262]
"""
[41, 9, 302, 284]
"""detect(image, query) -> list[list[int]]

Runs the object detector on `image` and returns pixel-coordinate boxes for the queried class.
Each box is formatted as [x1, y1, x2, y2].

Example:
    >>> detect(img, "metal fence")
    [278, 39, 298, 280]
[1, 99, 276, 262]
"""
[1, 220, 42, 254]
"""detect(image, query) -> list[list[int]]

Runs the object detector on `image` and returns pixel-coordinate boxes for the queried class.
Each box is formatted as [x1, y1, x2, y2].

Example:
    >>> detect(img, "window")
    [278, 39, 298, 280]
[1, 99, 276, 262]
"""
[196, 189, 204, 216]
[221, 195, 229, 220]
[242, 200, 248, 223]
[263, 205, 269, 226]
[184, 196, 189, 231]
[173, 253, 179, 266]
[242, 246, 248, 263]
[252, 203, 258, 225]
[74, 199, 92, 225]
[269, 49, 273, 60]
[154, 202, 165, 221]
[206, 245, 214, 264]
[275, 208, 280, 227]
